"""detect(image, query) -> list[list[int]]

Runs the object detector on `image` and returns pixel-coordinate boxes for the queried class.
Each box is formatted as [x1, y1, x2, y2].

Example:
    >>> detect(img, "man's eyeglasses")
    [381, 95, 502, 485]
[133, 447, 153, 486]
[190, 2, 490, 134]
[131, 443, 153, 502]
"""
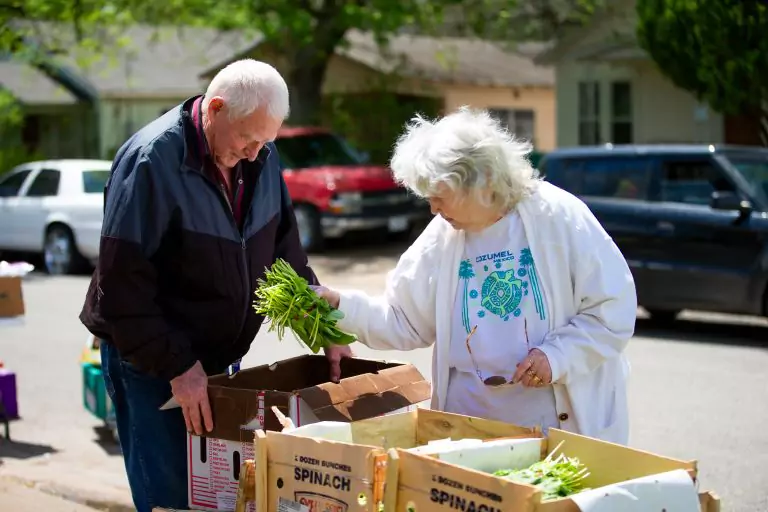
[465, 319, 530, 387]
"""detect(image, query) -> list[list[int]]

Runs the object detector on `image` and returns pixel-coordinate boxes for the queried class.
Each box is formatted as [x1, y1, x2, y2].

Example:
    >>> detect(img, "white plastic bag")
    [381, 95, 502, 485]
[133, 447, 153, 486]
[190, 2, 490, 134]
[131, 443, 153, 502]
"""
[0, 261, 35, 277]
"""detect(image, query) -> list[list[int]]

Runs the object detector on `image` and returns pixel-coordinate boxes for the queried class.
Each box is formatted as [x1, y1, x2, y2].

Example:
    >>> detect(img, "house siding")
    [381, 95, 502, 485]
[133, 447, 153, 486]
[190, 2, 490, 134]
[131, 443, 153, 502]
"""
[555, 59, 723, 148]
[550, 0, 725, 148]
[443, 86, 556, 151]
[98, 98, 188, 158]
[19, 104, 99, 159]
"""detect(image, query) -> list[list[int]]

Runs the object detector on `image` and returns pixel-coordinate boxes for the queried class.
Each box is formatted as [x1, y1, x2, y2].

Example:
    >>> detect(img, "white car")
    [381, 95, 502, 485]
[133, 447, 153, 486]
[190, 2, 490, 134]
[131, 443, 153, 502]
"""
[0, 159, 112, 275]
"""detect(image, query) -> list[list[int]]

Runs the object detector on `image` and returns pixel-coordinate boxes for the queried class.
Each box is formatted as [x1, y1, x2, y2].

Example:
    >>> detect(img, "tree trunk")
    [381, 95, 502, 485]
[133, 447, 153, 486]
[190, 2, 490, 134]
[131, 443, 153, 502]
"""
[284, 11, 348, 126]
[287, 47, 331, 126]
[723, 105, 765, 147]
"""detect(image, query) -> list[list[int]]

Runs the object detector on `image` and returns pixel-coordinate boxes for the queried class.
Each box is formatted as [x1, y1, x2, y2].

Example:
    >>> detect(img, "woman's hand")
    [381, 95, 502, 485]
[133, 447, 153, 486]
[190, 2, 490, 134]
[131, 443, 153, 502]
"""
[325, 344, 353, 383]
[512, 349, 552, 387]
[311, 285, 351, 382]
[310, 285, 340, 309]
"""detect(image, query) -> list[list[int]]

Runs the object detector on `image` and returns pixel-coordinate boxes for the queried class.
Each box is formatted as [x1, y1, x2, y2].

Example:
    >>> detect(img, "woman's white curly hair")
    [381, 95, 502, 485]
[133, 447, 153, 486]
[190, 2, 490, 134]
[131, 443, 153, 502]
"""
[390, 106, 539, 209]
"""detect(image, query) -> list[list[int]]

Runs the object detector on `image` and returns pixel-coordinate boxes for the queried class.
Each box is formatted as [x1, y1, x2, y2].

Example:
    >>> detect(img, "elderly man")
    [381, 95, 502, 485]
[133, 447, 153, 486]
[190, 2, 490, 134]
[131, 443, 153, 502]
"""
[80, 59, 350, 511]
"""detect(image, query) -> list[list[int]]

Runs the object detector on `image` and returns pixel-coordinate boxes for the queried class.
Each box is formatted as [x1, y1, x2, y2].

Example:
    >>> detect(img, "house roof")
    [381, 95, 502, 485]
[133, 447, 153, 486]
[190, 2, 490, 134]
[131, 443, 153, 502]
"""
[75, 26, 253, 98]
[0, 61, 78, 106]
[201, 31, 554, 88]
[15, 22, 254, 99]
[341, 31, 553, 87]
[571, 41, 646, 62]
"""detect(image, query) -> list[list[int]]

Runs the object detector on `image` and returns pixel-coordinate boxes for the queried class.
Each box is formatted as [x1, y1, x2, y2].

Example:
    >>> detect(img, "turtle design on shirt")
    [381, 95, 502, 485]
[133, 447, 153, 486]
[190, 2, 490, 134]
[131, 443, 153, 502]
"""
[480, 269, 523, 318]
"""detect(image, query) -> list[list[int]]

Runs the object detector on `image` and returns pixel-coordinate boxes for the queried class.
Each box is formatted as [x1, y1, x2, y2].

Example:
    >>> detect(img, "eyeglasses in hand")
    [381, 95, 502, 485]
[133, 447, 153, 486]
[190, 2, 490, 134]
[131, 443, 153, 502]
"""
[464, 319, 530, 387]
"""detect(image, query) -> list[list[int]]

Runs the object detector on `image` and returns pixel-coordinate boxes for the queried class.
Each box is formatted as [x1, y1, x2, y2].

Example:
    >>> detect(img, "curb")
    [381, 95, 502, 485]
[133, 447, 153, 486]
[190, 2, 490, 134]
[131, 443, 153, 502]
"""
[1, 475, 135, 512]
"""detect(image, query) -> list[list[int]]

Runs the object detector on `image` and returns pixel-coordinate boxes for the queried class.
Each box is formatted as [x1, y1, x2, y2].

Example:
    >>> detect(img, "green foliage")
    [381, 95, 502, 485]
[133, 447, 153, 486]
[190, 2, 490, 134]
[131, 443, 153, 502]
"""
[636, 0, 768, 123]
[0, 90, 23, 131]
[1, 1, 135, 59]
[323, 92, 442, 165]
[0, 146, 45, 176]
[455, 0, 603, 41]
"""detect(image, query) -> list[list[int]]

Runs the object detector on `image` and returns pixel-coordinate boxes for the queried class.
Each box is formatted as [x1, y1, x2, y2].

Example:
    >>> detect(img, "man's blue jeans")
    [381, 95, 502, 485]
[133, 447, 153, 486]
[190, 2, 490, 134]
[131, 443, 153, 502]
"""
[101, 340, 188, 511]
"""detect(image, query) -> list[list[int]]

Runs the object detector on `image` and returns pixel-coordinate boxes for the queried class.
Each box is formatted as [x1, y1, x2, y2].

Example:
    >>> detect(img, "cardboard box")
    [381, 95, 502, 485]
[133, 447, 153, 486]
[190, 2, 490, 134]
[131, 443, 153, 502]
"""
[160, 355, 430, 512]
[383, 427, 709, 512]
[0, 277, 24, 317]
[254, 408, 543, 512]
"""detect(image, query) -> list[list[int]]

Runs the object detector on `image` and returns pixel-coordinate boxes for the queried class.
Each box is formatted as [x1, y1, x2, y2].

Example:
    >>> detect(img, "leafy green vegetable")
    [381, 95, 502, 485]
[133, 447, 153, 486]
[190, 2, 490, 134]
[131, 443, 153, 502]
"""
[253, 258, 357, 353]
[493, 442, 590, 501]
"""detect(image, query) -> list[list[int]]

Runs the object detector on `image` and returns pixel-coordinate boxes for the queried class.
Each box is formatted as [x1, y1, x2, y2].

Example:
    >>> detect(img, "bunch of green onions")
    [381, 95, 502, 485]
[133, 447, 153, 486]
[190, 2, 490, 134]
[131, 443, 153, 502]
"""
[253, 258, 357, 353]
[493, 442, 590, 501]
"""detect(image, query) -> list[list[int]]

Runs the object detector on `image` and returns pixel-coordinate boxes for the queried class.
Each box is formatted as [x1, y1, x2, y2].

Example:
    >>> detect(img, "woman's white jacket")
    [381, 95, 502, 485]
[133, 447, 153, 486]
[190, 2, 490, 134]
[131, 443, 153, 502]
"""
[336, 182, 637, 445]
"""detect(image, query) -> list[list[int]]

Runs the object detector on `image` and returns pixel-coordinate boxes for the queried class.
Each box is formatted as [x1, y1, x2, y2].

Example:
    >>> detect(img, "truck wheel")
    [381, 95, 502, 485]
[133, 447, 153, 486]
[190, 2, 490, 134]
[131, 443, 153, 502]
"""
[294, 205, 324, 253]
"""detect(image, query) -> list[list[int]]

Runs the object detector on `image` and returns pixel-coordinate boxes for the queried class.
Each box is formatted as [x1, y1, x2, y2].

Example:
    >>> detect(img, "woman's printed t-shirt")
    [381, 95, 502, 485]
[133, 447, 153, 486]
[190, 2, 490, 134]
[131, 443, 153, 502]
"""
[444, 211, 560, 431]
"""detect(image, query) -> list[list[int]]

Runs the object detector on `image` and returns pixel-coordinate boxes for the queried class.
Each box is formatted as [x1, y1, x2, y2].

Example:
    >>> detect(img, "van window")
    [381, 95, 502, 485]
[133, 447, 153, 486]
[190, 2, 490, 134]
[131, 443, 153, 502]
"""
[549, 156, 651, 199]
[657, 159, 733, 205]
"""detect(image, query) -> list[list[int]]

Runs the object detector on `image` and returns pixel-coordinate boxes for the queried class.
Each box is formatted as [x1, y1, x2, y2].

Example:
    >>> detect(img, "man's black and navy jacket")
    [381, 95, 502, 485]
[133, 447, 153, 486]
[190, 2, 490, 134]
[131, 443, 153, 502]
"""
[80, 96, 317, 380]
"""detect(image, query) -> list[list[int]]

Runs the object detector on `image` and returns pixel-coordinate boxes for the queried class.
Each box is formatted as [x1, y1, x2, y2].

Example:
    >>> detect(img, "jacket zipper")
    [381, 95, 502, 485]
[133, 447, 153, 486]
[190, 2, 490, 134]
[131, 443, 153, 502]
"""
[230, 176, 252, 348]
[202, 171, 251, 354]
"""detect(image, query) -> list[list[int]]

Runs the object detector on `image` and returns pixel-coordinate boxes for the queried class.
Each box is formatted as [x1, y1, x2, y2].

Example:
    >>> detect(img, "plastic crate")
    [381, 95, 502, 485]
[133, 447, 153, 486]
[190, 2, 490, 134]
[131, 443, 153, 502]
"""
[82, 363, 114, 422]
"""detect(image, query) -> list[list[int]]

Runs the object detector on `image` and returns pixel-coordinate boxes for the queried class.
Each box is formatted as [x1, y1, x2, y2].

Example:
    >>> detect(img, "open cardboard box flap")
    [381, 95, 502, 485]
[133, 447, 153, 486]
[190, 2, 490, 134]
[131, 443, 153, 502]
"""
[161, 355, 430, 441]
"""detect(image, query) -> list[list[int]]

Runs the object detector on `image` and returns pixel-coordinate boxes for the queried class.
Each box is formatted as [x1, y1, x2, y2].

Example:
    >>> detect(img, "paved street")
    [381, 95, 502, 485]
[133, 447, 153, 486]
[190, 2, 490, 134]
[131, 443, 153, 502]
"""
[1, 242, 767, 511]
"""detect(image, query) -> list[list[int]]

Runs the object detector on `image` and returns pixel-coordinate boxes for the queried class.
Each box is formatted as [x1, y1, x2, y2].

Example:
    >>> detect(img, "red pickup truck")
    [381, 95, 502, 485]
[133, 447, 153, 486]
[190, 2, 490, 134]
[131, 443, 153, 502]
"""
[274, 127, 432, 251]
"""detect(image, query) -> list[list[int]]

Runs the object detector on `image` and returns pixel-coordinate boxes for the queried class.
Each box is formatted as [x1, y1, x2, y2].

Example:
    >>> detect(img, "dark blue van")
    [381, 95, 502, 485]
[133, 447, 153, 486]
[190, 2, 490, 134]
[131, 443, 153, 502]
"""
[540, 144, 768, 322]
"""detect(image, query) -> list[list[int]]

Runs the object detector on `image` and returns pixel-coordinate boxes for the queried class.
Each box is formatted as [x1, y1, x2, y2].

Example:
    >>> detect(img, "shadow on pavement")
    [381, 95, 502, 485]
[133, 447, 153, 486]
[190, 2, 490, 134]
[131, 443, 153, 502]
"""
[0, 438, 58, 460]
[93, 426, 122, 457]
[636, 317, 768, 349]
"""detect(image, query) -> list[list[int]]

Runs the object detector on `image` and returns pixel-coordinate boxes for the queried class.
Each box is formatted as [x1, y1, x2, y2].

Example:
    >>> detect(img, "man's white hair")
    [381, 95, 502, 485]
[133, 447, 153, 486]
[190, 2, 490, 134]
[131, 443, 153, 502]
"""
[204, 59, 290, 120]
[390, 107, 539, 210]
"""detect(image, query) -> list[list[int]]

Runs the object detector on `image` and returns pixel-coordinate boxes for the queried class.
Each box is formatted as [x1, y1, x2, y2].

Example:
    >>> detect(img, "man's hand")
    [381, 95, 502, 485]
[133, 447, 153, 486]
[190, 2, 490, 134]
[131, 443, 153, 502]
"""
[170, 361, 213, 435]
[311, 285, 340, 309]
[324, 344, 353, 383]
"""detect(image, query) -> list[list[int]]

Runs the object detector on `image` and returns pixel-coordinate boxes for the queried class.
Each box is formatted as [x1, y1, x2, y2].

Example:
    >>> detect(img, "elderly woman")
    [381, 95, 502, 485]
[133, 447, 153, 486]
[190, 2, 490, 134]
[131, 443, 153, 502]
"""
[317, 108, 636, 444]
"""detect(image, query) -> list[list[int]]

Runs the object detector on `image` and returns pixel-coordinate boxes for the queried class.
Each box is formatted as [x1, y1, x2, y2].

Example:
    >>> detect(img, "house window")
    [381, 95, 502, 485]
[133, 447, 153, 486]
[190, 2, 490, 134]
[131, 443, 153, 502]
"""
[578, 82, 601, 145]
[611, 81, 632, 144]
[489, 109, 536, 145]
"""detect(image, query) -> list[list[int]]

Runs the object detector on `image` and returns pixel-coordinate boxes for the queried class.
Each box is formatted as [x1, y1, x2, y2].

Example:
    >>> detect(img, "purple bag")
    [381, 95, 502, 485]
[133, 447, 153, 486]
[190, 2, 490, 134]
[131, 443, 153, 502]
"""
[0, 367, 18, 420]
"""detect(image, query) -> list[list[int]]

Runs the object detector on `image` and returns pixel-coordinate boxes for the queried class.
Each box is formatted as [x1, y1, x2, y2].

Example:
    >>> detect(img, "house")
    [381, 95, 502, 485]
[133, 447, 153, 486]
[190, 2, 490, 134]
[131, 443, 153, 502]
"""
[0, 24, 556, 164]
[0, 25, 252, 160]
[535, 0, 748, 148]
[0, 60, 95, 159]
[201, 30, 557, 152]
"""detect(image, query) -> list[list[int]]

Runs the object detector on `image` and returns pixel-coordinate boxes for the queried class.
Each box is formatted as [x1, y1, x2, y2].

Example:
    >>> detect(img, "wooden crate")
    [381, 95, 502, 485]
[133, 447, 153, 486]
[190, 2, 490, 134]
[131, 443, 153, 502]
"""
[383, 427, 703, 512]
